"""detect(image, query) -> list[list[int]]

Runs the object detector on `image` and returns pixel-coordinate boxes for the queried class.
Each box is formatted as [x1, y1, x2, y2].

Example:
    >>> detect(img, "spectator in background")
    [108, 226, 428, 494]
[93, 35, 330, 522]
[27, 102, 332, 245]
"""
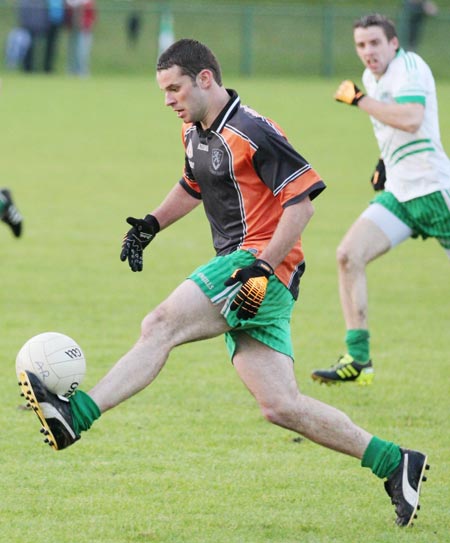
[44, 0, 65, 73]
[66, 0, 97, 77]
[5, 27, 32, 70]
[18, 0, 49, 72]
[125, 1, 144, 47]
[399, 0, 438, 50]
[126, 10, 142, 47]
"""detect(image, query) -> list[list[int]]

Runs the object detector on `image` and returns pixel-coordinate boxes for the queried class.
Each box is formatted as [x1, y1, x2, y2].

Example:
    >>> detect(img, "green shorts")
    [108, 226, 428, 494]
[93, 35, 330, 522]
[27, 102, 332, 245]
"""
[373, 190, 450, 249]
[189, 250, 295, 360]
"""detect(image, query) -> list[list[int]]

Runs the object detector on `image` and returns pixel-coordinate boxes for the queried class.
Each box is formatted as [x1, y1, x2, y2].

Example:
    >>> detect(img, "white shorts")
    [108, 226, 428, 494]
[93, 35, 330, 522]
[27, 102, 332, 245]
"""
[360, 203, 412, 247]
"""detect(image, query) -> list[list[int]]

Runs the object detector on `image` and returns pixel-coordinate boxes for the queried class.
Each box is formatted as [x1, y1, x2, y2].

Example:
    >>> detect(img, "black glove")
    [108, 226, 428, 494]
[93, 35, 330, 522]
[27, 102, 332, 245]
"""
[224, 259, 274, 320]
[334, 80, 365, 106]
[370, 158, 386, 191]
[120, 214, 160, 272]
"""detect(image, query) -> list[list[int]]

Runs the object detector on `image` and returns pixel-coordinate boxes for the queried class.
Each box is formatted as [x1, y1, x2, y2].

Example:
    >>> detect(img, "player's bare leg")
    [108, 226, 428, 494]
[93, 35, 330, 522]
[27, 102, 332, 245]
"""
[20, 280, 230, 449]
[234, 333, 432, 526]
[233, 332, 372, 457]
[336, 217, 391, 330]
[311, 217, 391, 385]
[89, 280, 230, 412]
[234, 334, 430, 526]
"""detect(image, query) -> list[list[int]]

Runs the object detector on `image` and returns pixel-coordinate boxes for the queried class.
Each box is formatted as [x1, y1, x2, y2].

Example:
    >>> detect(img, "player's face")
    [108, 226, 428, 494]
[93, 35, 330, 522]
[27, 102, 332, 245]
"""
[157, 65, 208, 124]
[354, 25, 399, 79]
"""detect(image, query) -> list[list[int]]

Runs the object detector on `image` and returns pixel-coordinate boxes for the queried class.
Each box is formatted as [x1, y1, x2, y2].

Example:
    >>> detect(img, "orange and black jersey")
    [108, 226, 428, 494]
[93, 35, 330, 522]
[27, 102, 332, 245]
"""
[179, 89, 325, 299]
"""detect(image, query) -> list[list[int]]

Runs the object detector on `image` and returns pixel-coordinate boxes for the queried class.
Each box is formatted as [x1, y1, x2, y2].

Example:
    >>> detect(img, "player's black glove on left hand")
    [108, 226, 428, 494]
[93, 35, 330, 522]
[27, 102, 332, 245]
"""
[334, 80, 365, 106]
[370, 158, 386, 191]
[224, 259, 274, 320]
[120, 214, 160, 272]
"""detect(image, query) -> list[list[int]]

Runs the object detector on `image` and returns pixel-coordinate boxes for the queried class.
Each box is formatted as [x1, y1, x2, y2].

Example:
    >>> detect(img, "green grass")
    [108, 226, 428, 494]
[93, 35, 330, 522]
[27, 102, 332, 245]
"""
[1, 74, 449, 543]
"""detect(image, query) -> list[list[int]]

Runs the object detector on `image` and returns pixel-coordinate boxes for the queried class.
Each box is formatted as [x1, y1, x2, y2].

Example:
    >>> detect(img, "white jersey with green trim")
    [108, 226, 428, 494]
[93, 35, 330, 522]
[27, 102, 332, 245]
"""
[362, 48, 450, 202]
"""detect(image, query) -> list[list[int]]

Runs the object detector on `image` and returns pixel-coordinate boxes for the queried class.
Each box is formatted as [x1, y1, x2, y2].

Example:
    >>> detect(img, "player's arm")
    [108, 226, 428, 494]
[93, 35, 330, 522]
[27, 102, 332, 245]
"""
[224, 197, 314, 319]
[120, 182, 201, 272]
[334, 80, 424, 133]
[357, 96, 424, 133]
[259, 197, 314, 269]
[151, 181, 202, 229]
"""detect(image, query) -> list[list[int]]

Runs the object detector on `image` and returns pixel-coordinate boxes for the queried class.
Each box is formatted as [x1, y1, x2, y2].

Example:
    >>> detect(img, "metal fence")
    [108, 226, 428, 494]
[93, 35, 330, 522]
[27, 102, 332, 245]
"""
[1, 1, 449, 78]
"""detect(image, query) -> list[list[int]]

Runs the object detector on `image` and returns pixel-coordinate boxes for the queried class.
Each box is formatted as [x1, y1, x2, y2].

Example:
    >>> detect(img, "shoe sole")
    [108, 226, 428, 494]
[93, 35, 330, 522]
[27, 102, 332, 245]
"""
[311, 373, 374, 386]
[405, 455, 430, 527]
[18, 370, 58, 450]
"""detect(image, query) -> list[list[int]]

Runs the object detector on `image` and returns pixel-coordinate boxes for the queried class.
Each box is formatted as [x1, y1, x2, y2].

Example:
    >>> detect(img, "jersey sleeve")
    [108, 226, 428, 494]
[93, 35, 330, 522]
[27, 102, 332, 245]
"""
[179, 155, 202, 199]
[179, 124, 202, 199]
[252, 126, 325, 206]
[392, 53, 426, 106]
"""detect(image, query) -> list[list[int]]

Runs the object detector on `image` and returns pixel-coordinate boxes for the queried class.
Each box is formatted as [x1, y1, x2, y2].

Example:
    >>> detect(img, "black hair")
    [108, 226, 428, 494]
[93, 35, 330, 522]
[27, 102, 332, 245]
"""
[157, 39, 222, 85]
[353, 13, 398, 41]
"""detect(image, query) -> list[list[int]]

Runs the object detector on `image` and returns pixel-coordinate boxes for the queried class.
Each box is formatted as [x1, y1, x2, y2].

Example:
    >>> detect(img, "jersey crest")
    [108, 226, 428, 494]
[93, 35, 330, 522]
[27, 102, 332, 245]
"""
[212, 148, 224, 171]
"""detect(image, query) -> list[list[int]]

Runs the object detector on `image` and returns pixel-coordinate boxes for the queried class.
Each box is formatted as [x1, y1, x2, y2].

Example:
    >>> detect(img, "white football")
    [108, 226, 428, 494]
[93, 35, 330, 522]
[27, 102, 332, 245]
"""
[16, 332, 86, 397]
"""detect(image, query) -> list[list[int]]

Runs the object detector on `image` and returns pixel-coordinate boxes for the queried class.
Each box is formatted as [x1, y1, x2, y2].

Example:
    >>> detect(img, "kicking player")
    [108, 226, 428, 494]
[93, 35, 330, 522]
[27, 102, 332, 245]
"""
[312, 13, 450, 385]
[19, 38, 428, 527]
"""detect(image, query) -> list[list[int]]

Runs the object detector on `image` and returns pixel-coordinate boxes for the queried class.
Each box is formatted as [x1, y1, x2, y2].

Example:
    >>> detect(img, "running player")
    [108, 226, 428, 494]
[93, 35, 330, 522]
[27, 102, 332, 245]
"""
[312, 13, 450, 385]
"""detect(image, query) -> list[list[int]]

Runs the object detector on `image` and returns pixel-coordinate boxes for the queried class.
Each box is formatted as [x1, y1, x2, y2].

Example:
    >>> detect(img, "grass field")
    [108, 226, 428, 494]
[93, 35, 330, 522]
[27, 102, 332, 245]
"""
[1, 74, 449, 543]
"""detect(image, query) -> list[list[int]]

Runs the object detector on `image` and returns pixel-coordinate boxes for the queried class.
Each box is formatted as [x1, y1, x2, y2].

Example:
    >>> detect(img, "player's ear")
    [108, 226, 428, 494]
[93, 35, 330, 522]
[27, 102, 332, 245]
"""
[197, 69, 213, 89]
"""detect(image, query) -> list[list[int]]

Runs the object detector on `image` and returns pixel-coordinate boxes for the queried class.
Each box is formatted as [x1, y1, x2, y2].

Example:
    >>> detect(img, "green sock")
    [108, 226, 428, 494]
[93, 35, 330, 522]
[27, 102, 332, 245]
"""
[345, 329, 370, 363]
[69, 390, 101, 434]
[361, 436, 402, 478]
